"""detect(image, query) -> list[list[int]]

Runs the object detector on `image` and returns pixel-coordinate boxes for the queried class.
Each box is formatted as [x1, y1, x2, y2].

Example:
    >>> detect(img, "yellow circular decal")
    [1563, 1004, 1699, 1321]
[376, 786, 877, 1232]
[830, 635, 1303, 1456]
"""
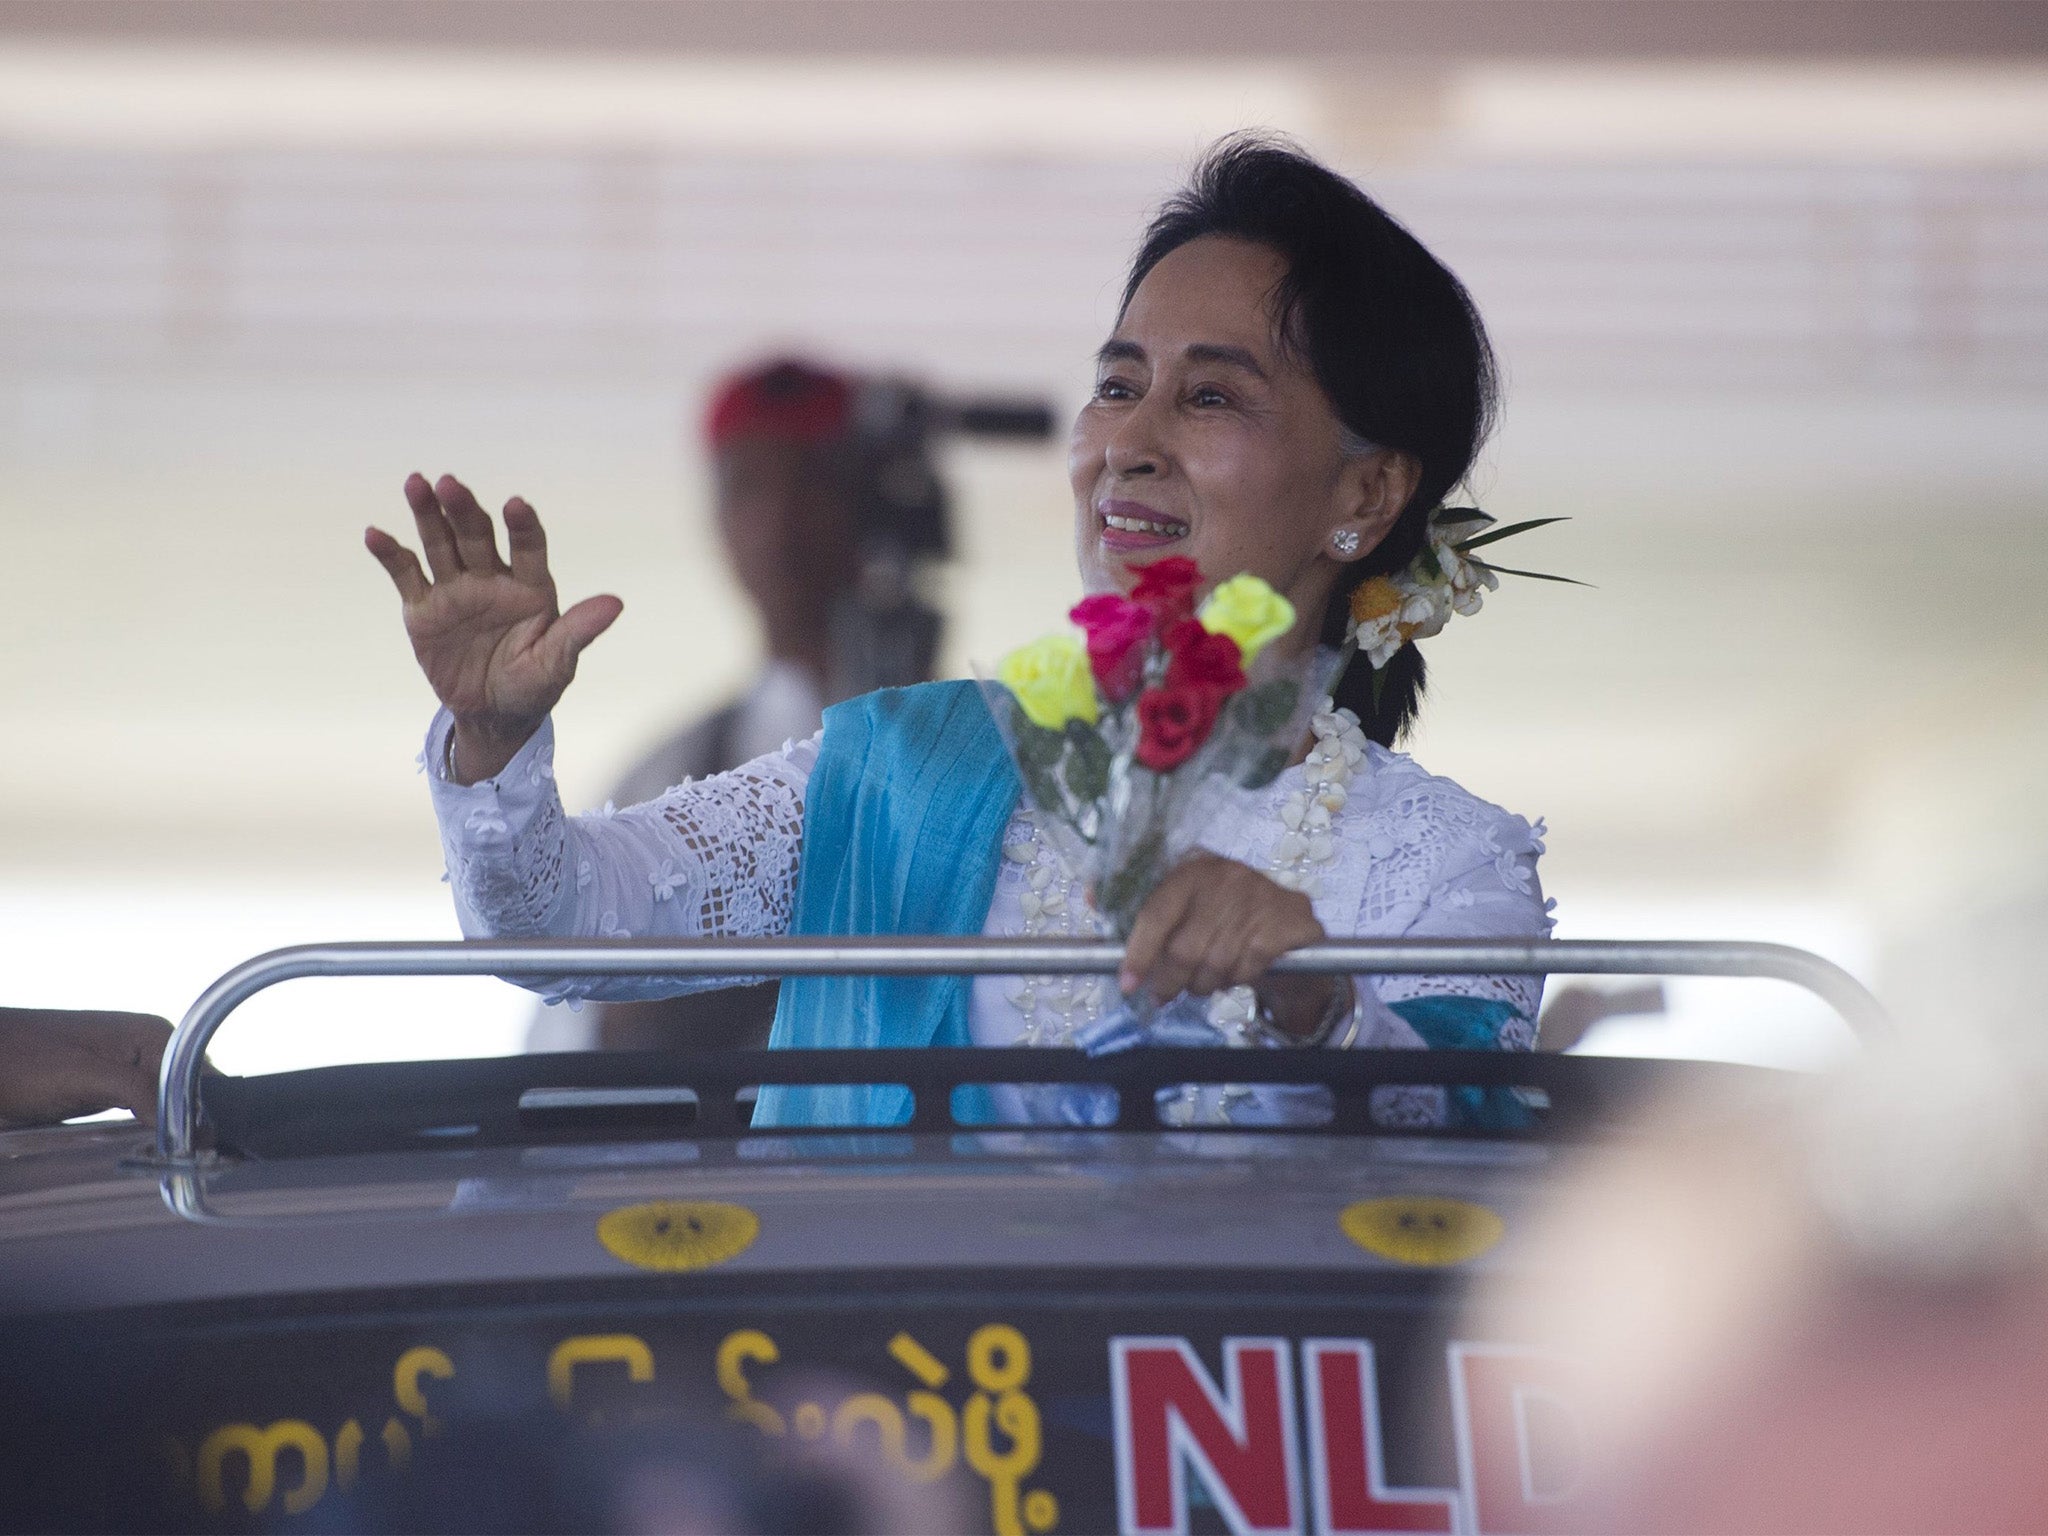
[597, 1201, 760, 1272]
[1339, 1197, 1504, 1267]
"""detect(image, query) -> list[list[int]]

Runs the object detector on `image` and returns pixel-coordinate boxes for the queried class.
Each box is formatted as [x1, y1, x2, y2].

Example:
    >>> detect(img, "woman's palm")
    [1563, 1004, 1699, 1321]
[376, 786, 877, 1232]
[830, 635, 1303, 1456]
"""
[366, 473, 622, 767]
[405, 564, 567, 724]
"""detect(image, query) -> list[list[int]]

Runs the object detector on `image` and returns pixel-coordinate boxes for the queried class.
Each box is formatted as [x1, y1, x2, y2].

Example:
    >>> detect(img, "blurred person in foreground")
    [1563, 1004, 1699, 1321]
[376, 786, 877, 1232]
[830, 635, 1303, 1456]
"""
[366, 135, 1554, 1127]
[1467, 1000, 2048, 1532]
[539, 357, 948, 1053]
[303, 1385, 969, 1535]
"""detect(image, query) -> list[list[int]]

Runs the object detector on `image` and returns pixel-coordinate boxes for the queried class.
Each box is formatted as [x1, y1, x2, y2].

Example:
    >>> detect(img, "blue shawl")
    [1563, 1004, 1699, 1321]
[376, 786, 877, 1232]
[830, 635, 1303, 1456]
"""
[752, 681, 1018, 1127]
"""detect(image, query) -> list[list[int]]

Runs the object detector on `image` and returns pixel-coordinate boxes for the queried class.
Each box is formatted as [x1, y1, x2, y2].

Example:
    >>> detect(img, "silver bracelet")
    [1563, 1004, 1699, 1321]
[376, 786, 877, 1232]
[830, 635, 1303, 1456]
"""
[1328, 987, 1363, 1049]
[1252, 976, 1357, 1050]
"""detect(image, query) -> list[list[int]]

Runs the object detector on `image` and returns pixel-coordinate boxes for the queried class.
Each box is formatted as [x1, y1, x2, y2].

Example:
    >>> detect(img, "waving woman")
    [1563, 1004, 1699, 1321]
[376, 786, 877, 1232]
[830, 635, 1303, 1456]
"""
[366, 137, 1552, 1127]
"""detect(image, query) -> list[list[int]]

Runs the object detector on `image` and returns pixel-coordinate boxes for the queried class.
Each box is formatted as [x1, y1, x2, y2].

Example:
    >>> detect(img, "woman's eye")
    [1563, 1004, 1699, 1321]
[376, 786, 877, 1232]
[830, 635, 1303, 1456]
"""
[1190, 385, 1231, 408]
[1093, 376, 1137, 402]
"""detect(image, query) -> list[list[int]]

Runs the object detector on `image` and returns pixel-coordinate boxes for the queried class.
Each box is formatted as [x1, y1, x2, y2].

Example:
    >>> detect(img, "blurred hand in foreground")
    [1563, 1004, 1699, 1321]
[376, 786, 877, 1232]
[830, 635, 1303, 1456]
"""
[0, 1008, 173, 1127]
[366, 473, 623, 784]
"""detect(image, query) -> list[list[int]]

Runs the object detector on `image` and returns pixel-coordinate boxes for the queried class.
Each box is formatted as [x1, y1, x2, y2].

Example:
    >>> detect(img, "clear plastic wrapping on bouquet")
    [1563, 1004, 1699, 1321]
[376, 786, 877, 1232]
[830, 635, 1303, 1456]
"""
[974, 645, 1343, 938]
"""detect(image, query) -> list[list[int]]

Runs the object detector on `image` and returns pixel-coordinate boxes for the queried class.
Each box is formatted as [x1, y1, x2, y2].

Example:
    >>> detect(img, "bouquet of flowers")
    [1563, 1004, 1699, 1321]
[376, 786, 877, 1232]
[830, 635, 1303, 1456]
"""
[978, 556, 1339, 943]
[978, 522, 1571, 1070]
[978, 557, 1340, 1065]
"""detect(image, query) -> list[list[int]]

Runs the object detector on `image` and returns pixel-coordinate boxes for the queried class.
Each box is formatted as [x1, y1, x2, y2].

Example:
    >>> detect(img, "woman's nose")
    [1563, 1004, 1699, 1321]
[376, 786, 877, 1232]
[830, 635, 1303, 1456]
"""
[1104, 394, 1168, 478]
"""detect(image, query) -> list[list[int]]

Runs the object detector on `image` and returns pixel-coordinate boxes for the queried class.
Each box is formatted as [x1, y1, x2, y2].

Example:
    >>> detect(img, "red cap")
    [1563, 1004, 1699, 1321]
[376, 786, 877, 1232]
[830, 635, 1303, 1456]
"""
[704, 358, 854, 449]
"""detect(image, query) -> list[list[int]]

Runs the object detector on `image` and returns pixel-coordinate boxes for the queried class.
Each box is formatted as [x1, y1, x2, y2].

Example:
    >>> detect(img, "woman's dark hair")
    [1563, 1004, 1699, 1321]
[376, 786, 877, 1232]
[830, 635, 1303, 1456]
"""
[1121, 134, 1499, 744]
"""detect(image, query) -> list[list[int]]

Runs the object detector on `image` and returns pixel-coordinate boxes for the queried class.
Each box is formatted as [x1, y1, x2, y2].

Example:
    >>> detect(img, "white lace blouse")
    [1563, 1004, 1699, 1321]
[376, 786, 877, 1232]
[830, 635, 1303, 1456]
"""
[424, 705, 1556, 1069]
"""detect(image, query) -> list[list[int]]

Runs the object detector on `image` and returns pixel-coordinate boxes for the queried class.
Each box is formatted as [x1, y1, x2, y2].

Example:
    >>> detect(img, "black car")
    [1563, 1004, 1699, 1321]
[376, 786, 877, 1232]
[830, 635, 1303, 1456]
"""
[0, 935, 1875, 1534]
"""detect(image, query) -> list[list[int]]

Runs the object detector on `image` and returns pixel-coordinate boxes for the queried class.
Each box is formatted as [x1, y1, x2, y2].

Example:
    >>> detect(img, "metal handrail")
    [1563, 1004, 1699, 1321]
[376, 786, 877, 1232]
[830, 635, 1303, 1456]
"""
[155, 935, 1885, 1165]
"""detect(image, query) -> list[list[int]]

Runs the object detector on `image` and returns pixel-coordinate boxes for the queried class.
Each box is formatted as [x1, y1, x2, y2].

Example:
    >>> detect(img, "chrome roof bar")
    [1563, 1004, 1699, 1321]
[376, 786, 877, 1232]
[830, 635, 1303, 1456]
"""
[157, 935, 1885, 1166]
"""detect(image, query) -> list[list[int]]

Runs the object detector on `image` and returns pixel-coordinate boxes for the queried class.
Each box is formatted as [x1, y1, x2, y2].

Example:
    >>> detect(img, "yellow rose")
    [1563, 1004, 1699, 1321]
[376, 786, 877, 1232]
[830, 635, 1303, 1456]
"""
[996, 631, 1099, 730]
[1197, 574, 1296, 667]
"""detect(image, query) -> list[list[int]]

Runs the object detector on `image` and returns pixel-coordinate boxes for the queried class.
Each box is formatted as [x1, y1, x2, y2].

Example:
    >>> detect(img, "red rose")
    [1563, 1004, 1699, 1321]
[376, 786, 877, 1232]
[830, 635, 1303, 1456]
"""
[1162, 619, 1247, 700]
[1128, 556, 1202, 629]
[1068, 593, 1152, 702]
[1135, 684, 1221, 771]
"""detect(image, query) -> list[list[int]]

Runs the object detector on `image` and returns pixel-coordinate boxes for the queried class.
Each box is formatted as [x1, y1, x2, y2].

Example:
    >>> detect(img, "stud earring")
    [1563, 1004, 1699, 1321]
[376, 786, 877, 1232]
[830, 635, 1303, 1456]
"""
[1330, 528, 1361, 557]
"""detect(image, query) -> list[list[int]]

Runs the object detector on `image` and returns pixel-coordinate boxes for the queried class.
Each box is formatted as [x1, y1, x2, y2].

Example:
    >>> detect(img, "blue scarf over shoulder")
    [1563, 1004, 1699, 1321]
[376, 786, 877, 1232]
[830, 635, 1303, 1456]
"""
[752, 681, 1018, 1127]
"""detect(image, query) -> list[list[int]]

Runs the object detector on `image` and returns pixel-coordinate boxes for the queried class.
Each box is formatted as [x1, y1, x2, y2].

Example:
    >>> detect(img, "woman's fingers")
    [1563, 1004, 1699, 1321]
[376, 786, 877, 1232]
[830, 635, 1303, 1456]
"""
[434, 474, 507, 574]
[503, 496, 552, 588]
[1122, 856, 1327, 1001]
[387, 477, 548, 595]
[1187, 898, 1296, 997]
[1153, 925, 1208, 1001]
[1216, 916, 1277, 993]
[364, 526, 431, 604]
[1120, 870, 1194, 997]
[539, 593, 625, 677]
[1125, 858, 1231, 998]
[1243, 903, 1322, 984]
[1184, 919, 1244, 1000]
[404, 471, 463, 580]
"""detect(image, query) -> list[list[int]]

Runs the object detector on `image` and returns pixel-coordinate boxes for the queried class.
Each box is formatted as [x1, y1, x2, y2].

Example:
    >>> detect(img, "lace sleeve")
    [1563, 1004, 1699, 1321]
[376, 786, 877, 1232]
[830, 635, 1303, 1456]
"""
[427, 709, 818, 1004]
[1367, 804, 1555, 1048]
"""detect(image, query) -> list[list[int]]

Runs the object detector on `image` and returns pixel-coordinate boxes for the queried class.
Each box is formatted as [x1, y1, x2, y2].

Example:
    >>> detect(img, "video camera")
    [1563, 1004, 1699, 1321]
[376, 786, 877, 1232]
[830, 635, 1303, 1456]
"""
[828, 379, 1058, 700]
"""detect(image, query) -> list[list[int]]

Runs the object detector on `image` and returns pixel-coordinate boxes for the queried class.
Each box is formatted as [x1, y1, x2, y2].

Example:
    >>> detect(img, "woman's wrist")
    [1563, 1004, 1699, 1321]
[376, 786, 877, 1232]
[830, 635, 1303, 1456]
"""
[449, 714, 544, 786]
[1253, 974, 1354, 1047]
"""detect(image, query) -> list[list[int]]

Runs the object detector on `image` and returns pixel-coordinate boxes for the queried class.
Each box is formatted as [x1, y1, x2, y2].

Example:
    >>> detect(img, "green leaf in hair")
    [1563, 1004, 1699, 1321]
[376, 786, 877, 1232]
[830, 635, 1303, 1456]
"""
[1454, 516, 1570, 552]
[1465, 556, 1594, 587]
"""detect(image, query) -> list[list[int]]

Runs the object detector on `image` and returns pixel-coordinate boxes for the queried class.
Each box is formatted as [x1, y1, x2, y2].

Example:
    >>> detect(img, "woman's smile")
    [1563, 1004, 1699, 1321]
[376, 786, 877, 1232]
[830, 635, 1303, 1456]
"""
[1098, 498, 1190, 550]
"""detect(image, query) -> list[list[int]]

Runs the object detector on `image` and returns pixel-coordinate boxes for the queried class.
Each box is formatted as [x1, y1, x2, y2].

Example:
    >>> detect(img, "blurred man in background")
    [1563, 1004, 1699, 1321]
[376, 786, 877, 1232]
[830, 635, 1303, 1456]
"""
[613, 359, 871, 805]
[540, 357, 953, 1052]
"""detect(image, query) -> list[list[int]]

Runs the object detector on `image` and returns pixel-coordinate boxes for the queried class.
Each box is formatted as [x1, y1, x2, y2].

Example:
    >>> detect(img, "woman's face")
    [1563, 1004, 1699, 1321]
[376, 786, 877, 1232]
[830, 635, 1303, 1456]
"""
[1070, 235, 1405, 648]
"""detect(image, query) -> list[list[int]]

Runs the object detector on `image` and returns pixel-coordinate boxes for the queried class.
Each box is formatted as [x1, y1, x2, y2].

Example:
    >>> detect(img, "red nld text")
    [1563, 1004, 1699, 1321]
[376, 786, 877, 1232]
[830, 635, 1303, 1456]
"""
[1111, 1337, 1584, 1536]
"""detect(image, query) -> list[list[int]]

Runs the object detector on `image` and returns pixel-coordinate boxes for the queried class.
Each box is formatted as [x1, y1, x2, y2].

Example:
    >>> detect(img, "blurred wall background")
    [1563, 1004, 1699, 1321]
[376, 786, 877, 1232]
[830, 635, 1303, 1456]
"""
[2, 1, 2043, 1071]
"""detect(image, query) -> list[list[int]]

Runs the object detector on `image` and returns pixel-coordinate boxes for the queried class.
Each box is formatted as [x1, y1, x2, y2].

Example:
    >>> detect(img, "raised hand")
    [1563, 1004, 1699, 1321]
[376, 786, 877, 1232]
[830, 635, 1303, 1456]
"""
[366, 473, 622, 783]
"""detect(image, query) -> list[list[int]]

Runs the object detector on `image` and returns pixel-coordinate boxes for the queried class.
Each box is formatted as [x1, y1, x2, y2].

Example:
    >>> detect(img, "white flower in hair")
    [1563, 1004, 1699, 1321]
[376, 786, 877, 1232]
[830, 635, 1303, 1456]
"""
[1342, 506, 1572, 673]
